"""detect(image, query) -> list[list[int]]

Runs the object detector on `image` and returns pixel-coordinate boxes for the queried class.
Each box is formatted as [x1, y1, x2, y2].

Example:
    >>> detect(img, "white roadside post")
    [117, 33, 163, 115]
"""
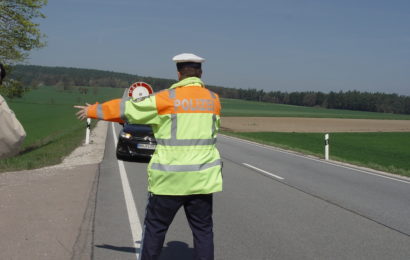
[324, 133, 330, 160]
[85, 118, 91, 145]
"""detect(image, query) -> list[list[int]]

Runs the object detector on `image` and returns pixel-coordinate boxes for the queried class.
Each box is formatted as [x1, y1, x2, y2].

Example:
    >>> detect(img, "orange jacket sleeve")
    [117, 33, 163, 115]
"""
[87, 99, 125, 123]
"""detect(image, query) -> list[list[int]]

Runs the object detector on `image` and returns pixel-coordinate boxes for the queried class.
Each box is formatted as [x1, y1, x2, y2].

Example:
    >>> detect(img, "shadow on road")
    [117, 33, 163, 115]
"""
[95, 244, 138, 254]
[95, 241, 193, 259]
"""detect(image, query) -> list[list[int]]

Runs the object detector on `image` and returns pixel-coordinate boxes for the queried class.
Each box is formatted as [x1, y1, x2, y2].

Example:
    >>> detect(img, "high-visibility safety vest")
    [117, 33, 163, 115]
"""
[87, 77, 223, 195]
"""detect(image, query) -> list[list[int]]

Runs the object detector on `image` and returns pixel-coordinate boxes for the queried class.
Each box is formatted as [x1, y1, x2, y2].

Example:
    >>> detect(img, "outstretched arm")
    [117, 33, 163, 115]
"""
[73, 99, 125, 123]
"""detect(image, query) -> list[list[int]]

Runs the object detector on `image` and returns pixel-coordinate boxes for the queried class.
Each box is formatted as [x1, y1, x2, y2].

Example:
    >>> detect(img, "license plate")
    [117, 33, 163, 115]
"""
[137, 143, 156, 150]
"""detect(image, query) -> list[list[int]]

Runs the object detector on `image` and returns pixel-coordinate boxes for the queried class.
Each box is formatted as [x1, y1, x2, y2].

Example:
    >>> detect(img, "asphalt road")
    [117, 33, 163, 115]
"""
[93, 123, 410, 260]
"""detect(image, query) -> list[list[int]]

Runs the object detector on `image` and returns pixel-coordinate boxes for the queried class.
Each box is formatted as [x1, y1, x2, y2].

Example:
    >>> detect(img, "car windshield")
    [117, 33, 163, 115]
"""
[123, 124, 153, 136]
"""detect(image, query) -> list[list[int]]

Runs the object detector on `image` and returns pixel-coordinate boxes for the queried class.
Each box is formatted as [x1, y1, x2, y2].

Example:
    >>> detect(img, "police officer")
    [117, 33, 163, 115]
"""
[75, 53, 223, 260]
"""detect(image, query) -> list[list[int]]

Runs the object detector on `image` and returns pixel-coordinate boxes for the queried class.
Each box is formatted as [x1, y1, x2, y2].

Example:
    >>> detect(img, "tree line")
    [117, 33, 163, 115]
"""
[217, 88, 410, 115]
[11, 65, 410, 115]
[11, 65, 176, 90]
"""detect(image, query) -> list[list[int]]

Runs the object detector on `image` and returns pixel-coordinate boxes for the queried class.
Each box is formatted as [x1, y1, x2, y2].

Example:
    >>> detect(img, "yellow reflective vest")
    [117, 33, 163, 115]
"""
[87, 77, 223, 195]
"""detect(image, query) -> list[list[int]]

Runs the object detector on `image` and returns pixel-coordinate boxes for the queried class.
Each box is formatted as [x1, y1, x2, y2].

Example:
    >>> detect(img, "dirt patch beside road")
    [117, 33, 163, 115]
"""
[221, 117, 410, 133]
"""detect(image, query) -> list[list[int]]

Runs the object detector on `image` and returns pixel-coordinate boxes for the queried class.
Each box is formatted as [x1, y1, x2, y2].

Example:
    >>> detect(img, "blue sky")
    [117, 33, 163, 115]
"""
[29, 0, 410, 95]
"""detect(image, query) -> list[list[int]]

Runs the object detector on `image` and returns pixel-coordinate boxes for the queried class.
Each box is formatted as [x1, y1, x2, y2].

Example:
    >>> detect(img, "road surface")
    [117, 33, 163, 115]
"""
[92, 123, 410, 260]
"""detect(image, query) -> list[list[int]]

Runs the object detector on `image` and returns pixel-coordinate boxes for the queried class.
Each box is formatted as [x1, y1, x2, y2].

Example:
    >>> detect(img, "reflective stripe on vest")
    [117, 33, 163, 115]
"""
[120, 96, 127, 122]
[155, 112, 217, 146]
[97, 104, 103, 119]
[151, 159, 221, 172]
[156, 138, 216, 146]
[91, 99, 124, 123]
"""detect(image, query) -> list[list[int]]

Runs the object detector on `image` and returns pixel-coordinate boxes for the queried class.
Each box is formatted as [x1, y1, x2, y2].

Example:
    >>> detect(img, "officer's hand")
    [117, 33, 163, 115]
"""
[74, 103, 91, 120]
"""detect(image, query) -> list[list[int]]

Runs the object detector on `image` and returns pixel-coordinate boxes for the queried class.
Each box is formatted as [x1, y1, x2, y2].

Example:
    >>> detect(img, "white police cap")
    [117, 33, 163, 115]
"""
[172, 53, 205, 63]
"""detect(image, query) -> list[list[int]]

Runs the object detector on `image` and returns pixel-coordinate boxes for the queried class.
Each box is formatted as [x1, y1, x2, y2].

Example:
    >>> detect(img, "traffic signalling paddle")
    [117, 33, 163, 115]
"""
[128, 82, 153, 99]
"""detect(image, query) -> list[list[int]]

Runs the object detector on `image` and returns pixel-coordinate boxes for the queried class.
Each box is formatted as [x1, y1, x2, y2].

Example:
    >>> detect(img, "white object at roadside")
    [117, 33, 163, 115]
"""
[324, 133, 330, 161]
[85, 118, 91, 145]
[0, 94, 26, 158]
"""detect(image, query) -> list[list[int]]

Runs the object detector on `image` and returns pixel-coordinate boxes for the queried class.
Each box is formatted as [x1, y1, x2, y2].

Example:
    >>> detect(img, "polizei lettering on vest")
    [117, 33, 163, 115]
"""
[174, 98, 215, 112]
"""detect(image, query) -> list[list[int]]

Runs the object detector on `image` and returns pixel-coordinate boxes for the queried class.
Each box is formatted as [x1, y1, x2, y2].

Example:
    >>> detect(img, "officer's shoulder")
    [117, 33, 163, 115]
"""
[155, 89, 170, 94]
[206, 88, 219, 98]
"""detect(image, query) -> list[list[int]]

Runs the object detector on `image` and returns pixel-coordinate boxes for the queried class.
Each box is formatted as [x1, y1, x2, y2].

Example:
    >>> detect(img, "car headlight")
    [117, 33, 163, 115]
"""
[120, 132, 132, 139]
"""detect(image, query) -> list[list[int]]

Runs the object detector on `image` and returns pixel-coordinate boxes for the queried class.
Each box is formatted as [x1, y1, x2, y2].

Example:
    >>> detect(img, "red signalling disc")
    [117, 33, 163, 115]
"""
[128, 82, 153, 99]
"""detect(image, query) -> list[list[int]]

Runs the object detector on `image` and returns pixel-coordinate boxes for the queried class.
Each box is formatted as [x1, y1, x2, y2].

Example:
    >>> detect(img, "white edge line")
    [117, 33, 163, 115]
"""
[243, 163, 284, 180]
[111, 123, 142, 258]
[222, 134, 410, 185]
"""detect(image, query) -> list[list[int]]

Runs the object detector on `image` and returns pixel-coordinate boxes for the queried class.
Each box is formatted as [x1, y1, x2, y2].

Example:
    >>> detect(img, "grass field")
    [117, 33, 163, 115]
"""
[223, 131, 410, 177]
[220, 99, 410, 176]
[0, 86, 124, 172]
[2, 87, 409, 175]
[221, 98, 410, 119]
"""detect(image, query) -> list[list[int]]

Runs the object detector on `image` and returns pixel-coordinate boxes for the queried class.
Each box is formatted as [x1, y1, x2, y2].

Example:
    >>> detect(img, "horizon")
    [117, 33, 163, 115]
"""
[16, 64, 410, 97]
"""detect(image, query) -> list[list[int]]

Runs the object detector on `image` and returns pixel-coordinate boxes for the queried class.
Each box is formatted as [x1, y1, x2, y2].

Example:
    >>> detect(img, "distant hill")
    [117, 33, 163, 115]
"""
[11, 64, 234, 98]
[10, 65, 410, 115]
[11, 64, 177, 91]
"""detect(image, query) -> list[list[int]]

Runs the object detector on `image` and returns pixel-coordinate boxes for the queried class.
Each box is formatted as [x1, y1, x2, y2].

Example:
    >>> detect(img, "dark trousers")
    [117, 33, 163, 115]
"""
[140, 193, 214, 260]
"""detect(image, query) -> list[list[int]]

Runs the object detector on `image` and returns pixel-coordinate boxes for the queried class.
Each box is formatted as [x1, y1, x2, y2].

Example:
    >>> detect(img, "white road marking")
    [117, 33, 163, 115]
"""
[243, 163, 284, 180]
[111, 123, 142, 259]
[222, 135, 410, 185]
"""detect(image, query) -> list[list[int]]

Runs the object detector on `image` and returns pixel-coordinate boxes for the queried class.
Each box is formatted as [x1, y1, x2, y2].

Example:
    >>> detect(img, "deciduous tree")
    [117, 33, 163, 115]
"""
[0, 0, 47, 97]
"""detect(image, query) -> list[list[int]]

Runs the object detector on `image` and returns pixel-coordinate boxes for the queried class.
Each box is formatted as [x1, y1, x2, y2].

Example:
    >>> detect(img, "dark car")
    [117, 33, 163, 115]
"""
[116, 124, 157, 161]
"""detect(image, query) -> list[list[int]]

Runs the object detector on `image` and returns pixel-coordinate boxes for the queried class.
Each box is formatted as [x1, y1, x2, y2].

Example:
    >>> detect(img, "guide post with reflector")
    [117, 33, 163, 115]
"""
[324, 133, 330, 160]
[85, 118, 91, 145]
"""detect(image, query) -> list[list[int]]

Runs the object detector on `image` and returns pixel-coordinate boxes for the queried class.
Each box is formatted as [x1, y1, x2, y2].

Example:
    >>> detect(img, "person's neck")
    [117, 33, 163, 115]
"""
[179, 76, 200, 81]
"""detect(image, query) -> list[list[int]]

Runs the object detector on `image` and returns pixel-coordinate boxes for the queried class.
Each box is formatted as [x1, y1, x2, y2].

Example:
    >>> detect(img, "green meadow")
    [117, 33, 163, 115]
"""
[0, 86, 124, 172]
[220, 98, 410, 177]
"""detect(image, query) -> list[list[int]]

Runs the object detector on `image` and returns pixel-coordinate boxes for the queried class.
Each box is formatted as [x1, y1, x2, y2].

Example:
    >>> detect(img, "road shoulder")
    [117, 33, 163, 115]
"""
[0, 121, 108, 260]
